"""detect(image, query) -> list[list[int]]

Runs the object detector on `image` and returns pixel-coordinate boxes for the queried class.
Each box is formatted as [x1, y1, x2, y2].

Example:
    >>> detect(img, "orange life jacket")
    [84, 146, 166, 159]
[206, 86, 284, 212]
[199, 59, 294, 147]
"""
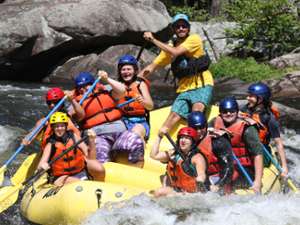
[41, 119, 81, 150]
[75, 84, 122, 129]
[118, 80, 150, 117]
[240, 104, 280, 144]
[166, 150, 200, 193]
[197, 134, 220, 176]
[48, 132, 85, 177]
[214, 116, 255, 167]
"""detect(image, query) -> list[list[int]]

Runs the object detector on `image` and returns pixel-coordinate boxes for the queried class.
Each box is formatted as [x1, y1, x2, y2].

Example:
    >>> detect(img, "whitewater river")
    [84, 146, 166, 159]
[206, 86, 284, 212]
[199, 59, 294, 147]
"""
[0, 81, 299, 225]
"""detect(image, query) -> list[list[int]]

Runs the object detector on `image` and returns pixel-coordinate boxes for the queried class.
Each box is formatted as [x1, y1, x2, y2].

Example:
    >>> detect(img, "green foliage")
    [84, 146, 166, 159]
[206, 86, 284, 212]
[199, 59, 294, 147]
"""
[210, 56, 283, 82]
[225, 0, 300, 60]
[168, 6, 210, 21]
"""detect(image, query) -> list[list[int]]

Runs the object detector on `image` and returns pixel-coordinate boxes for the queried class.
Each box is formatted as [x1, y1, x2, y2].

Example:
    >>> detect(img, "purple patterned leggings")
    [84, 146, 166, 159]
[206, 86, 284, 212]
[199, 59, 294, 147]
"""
[95, 130, 144, 163]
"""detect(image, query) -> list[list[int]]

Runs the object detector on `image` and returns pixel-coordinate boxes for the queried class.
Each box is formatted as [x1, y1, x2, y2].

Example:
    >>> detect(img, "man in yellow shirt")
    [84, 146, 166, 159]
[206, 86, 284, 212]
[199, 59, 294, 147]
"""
[138, 13, 214, 135]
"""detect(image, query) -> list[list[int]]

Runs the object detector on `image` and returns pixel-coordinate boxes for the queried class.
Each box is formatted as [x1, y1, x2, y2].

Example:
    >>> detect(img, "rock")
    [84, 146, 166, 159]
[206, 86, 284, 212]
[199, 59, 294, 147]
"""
[269, 52, 300, 69]
[0, 0, 170, 81]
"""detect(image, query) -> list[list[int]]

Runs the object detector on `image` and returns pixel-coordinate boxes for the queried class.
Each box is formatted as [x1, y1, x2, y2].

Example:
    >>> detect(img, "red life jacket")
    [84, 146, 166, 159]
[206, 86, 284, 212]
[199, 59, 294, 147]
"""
[214, 116, 255, 167]
[75, 84, 122, 129]
[166, 150, 201, 193]
[240, 104, 280, 144]
[41, 119, 81, 150]
[197, 134, 220, 176]
[48, 132, 85, 177]
[118, 79, 150, 117]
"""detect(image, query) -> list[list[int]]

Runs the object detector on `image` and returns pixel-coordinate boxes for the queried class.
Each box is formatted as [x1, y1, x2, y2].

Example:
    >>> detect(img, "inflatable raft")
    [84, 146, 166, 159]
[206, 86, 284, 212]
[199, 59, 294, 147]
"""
[19, 106, 282, 225]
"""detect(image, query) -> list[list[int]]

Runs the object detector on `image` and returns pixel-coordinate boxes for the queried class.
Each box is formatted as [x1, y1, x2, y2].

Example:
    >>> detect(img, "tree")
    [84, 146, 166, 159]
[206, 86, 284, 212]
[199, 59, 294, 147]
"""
[225, 0, 300, 60]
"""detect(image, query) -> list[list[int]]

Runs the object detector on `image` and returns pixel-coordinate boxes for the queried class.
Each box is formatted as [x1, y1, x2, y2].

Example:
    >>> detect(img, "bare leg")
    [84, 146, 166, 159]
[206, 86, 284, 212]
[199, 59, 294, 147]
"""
[153, 186, 177, 198]
[159, 111, 181, 134]
[54, 175, 80, 186]
[192, 102, 205, 112]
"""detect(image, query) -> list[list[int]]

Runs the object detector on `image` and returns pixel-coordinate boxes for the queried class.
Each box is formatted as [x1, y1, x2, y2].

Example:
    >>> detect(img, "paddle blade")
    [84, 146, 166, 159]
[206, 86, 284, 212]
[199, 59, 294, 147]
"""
[287, 179, 299, 193]
[0, 184, 22, 213]
[0, 165, 7, 186]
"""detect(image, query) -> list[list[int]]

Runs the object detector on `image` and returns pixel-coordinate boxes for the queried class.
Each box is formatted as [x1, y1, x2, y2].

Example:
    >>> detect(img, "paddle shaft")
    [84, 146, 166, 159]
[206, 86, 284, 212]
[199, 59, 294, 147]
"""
[262, 144, 298, 192]
[23, 136, 88, 187]
[3, 96, 68, 167]
[165, 133, 186, 161]
[232, 152, 254, 186]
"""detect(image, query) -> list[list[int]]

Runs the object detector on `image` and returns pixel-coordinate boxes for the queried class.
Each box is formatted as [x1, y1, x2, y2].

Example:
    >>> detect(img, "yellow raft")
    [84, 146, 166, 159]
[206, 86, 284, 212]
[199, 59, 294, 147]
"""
[19, 106, 282, 225]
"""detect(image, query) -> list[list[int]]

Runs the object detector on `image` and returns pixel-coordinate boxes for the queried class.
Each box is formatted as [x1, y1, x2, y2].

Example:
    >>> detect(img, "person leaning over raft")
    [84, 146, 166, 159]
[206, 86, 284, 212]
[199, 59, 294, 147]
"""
[187, 112, 234, 194]
[37, 112, 105, 186]
[72, 71, 145, 166]
[240, 82, 288, 177]
[138, 13, 213, 137]
[213, 97, 264, 193]
[150, 127, 207, 197]
[116, 54, 154, 141]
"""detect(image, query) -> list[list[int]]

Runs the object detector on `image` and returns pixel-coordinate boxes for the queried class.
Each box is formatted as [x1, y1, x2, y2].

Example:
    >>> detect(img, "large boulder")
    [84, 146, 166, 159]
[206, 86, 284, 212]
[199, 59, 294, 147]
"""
[269, 51, 300, 69]
[0, 0, 170, 81]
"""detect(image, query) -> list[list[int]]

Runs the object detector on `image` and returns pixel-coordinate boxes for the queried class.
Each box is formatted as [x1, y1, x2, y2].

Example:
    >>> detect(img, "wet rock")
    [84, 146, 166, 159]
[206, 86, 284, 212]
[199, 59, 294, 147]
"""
[269, 52, 300, 69]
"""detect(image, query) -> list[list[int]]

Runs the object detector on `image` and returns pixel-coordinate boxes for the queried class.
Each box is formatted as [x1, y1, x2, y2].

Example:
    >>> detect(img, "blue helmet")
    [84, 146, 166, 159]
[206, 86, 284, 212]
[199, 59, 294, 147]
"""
[248, 82, 271, 102]
[219, 97, 239, 113]
[118, 54, 138, 69]
[74, 72, 95, 88]
[172, 13, 190, 26]
[188, 112, 207, 129]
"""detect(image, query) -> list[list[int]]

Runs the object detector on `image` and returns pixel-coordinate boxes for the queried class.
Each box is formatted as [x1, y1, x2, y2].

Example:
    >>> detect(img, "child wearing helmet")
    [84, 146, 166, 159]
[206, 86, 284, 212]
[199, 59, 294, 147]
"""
[213, 97, 264, 193]
[72, 70, 145, 167]
[150, 127, 207, 197]
[187, 111, 234, 194]
[240, 82, 288, 177]
[37, 112, 105, 186]
[117, 54, 154, 141]
[138, 13, 213, 139]
[21, 87, 84, 148]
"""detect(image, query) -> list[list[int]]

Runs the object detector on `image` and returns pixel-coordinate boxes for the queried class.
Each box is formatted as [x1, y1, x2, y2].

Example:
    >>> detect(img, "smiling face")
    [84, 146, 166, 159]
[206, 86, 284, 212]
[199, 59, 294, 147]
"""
[179, 135, 193, 153]
[120, 65, 136, 83]
[52, 123, 67, 137]
[173, 20, 190, 39]
[246, 94, 262, 109]
[220, 110, 238, 125]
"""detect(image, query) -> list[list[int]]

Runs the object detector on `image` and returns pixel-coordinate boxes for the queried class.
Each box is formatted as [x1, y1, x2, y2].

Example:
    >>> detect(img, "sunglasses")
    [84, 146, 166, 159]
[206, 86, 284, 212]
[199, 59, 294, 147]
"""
[46, 100, 60, 106]
[220, 109, 237, 114]
[174, 23, 189, 29]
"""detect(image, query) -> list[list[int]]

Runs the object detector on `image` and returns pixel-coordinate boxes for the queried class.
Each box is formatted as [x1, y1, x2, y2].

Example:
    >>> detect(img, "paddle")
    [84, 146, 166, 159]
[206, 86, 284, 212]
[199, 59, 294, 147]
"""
[165, 133, 186, 161]
[231, 152, 254, 187]
[0, 136, 88, 213]
[0, 95, 68, 186]
[261, 144, 299, 193]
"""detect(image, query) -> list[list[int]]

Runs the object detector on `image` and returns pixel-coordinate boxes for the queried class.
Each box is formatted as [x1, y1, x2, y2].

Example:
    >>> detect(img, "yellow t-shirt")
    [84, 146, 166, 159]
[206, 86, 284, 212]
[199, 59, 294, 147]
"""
[153, 34, 214, 93]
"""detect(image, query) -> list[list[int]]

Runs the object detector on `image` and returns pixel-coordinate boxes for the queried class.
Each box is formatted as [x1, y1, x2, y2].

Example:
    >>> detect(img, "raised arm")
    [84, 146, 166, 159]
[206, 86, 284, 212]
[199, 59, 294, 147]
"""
[98, 70, 125, 99]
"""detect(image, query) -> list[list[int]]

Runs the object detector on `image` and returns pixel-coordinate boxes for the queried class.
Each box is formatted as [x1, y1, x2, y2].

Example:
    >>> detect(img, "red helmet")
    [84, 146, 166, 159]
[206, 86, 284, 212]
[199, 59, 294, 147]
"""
[46, 87, 65, 101]
[177, 127, 198, 142]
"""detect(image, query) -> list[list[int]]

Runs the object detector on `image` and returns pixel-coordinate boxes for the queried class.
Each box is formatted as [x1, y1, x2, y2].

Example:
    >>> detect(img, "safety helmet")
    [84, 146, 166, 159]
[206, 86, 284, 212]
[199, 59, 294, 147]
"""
[118, 54, 138, 69]
[172, 13, 190, 26]
[46, 87, 64, 101]
[74, 72, 95, 88]
[188, 111, 207, 129]
[248, 82, 271, 102]
[177, 127, 198, 142]
[49, 112, 69, 125]
[219, 96, 239, 113]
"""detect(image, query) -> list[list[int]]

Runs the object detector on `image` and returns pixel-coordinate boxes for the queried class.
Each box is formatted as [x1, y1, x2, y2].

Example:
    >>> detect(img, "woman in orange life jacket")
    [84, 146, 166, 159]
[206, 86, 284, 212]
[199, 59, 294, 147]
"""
[72, 71, 145, 166]
[187, 111, 234, 194]
[21, 87, 84, 149]
[150, 127, 207, 197]
[240, 82, 288, 177]
[37, 112, 105, 186]
[213, 97, 264, 194]
[117, 54, 154, 140]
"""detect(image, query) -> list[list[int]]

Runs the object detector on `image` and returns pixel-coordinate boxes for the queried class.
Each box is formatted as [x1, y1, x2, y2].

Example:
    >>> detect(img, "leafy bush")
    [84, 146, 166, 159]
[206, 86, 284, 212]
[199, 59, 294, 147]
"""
[210, 56, 283, 82]
[168, 5, 210, 21]
[225, 0, 300, 60]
